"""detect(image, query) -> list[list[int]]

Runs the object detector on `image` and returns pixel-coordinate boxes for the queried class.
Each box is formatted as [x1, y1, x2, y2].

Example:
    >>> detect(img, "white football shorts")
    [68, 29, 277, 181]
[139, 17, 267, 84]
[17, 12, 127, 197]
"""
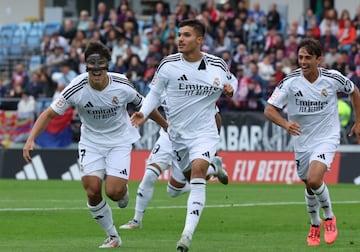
[146, 128, 173, 171]
[171, 136, 218, 173]
[295, 142, 337, 180]
[78, 142, 132, 180]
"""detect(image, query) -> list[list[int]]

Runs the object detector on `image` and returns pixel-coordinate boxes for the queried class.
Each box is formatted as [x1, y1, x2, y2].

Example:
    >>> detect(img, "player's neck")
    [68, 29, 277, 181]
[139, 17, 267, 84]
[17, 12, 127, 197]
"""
[182, 50, 203, 62]
[90, 75, 109, 91]
[304, 68, 319, 83]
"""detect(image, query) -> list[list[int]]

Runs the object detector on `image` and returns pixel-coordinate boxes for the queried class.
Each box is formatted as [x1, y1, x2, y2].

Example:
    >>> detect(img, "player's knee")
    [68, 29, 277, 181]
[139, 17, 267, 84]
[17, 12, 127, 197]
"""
[167, 182, 188, 197]
[105, 183, 127, 201]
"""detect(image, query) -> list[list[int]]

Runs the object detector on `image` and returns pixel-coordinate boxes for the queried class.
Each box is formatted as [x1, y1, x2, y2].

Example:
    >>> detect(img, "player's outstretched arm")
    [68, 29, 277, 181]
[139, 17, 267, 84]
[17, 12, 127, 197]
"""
[348, 85, 360, 142]
[23, 107, 59, 162]
[264, 104, 301, 136]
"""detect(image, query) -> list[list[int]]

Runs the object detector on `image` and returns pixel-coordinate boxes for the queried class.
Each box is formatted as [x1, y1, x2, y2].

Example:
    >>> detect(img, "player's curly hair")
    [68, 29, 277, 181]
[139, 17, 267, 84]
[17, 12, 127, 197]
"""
[84, 40, 111, 62]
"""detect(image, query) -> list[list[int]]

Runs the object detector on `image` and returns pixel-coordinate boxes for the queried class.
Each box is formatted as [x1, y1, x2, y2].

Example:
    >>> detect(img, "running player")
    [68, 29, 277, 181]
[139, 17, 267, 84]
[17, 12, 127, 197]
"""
[22, 41, 167, 248]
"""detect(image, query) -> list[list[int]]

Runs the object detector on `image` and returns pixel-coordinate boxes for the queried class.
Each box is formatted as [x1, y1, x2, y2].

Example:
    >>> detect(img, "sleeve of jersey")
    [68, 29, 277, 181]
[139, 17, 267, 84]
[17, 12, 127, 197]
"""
[140, 72, 165, 118]
[50, 95, 71, 115]
[267, 85, 288, 109]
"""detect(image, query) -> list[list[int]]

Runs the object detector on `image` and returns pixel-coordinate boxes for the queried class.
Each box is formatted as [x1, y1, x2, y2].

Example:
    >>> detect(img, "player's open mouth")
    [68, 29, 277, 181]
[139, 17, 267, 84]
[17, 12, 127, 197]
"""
[92, 72, 102, 77]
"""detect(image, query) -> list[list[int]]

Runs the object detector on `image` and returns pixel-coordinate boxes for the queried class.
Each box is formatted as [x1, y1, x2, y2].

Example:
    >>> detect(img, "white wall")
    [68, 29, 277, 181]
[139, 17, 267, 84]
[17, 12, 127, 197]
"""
[0, 0, 40, 24]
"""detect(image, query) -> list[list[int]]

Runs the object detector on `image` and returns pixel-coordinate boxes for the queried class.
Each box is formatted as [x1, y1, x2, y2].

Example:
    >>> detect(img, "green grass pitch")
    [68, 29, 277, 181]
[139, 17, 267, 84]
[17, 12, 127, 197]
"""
[0, 180, 359, 252]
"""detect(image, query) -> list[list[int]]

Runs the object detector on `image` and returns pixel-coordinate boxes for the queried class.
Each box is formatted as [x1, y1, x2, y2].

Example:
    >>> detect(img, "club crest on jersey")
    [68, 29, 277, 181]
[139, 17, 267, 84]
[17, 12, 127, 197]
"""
[112, 96, 119, 105]
[321, 88, 328, 97]
[213, 77, 220, 87]
[56, 97, 66, 108]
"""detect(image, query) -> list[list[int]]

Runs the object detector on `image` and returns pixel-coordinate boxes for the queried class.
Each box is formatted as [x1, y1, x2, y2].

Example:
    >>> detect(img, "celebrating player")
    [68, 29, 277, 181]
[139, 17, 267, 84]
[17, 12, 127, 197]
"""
[22, 41, 167, 248]
[264, 38, 360, 246]
[130, 19, 237, 252]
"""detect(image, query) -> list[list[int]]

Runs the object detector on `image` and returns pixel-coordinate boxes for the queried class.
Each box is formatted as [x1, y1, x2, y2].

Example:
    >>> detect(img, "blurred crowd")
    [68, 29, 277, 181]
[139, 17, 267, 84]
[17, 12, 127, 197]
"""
[0, 0, 360, 119]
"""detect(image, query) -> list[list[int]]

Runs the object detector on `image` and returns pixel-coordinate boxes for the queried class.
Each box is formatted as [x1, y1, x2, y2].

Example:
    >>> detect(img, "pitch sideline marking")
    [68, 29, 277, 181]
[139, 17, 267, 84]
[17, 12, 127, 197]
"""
[0, 200, 359, 212]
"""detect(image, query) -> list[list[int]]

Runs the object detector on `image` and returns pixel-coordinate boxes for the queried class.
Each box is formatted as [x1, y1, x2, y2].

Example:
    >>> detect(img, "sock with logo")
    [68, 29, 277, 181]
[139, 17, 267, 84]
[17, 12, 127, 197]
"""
[133, 165, 160, 222]
[305, 189, 321, 226]
[87, 198, 118, 237]
[312, 182, 334, 219]
[182, 178, 206, 239]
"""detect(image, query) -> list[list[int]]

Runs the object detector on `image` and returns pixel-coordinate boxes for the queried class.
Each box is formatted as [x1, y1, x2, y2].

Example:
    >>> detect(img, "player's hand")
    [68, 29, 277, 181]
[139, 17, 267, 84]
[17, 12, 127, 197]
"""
[285, 121, 301, 136]
[348, 121, 360, 143]
[23, 140, 35, 163]
[130, 111, 146, 127]
[222, 83, 234, 97]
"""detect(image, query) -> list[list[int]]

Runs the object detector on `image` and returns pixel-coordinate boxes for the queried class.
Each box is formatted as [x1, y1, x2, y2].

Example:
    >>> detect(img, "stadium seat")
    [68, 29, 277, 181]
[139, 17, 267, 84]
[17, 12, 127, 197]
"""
[28, 55, 42, 71]
[26, 34, 42, 53]
[44, 22, 61, 35]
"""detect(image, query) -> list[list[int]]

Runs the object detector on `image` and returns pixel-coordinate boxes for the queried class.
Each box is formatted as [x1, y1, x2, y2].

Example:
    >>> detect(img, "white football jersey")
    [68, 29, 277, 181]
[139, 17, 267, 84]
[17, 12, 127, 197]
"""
[51, 72, 142, 146]
[144, 52, 237, 140]
[267, 68, 354, 152]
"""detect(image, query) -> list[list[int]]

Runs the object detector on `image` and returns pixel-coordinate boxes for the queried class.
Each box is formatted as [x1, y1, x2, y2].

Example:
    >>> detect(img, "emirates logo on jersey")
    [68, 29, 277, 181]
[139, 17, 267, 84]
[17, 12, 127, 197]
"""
[321, 88, 328, 97]
[112, 96, 119, 105]
[213, 77, 220, 86]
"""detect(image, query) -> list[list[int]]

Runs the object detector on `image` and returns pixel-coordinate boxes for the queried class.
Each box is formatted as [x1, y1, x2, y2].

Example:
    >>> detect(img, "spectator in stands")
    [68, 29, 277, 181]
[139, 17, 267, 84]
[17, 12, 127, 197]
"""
[110, 55, 127, 74]
[152, 1, 169, 27]
[323, 44, 339, 68]
[0, 75, 8, 98]
[49, 32, 71, 53]
[231, 17, 246, 47]
[77, 10, 91, 31]
[129, 35, 148, 62]
[27, 71, 44, 99]
[233, 43, 249, 65]
[221, 1, 236, 28]
[93, 2, 110, 30]
[352, 5, 360, 36]
[248, 2, 266, 28]
[285, 34, 299, 57]
[37, 67, 57, 98]
[71, 30, 89, 53]
[59, 19, 77, 45]
[319, 8, 338, 36]
[266, 3, 281, 31]
[126, 54, 145, 92]
[257, 52, 275, 82]
[316, 0, 333, 23]
[320, 26, 338, 53]
[161, 19, 179, 43]
[11, 63, 29, 91]
[46, 45, 69, 74]
[303, 8, 318, 30]
[213, 28, 232, 56]
[203, 0, 220, 26]
[174, 1, 190, 26]
[162, 34, 177, 55]
[55, 60, 77, 94]
[111, 35, 129, 64]
[235, 0, 248, 24]
[338, 9, 351, 29]
[337, 19, 357, 53]
[17, 90, 36, 120]
[117, 3, 128, 25]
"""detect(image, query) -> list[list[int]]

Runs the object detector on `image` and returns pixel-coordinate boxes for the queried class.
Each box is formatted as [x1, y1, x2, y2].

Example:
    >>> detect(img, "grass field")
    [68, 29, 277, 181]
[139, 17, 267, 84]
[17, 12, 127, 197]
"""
[0, 180, 359, 252]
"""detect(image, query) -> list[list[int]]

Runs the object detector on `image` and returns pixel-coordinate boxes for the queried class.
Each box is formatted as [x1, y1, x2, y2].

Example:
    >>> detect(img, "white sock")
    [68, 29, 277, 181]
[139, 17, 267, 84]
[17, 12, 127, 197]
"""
[133, 166, 160, 222]
[87, 199, 118, 237]
[182, 178, 206, 239]
[312, 182, 334, 219]
[305, 189, 321, 226]
[167, 182, 190, 197]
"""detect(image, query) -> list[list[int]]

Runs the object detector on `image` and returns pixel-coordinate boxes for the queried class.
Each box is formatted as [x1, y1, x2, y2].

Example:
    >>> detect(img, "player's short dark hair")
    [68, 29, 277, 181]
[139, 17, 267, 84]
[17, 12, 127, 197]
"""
[178, 19, 206, 37]
[84, 40, 111, 62]
[297, 38, 322, 58]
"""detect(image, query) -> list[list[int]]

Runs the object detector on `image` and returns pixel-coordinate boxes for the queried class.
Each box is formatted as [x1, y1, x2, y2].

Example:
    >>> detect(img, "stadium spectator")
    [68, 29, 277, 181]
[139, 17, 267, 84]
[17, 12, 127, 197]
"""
[235, 0, 248, 23]
[93, 2, 110, 30]
[23, 41, 167, 249]
[337, 19, 357, 53]
[248, 2, 266, 27]
[27, 71, 44, 99]
[77, 10, 91, 31]
[17, 90, 36, 120]
[264, 38, 360, 246]
[319, 8, 338, 36]
[11, 63, 29, 91]
[152, 1, 169, 26]
[59, 18, 77, 45]
[352, 5, 360, 36]
[266, 3, 281, 31]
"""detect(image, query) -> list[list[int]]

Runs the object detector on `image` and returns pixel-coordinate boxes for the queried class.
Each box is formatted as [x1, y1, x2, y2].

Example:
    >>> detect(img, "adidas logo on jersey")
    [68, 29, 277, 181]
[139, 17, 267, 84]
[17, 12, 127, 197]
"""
[294, 91, 303, 97]
[317, 154, 325, 160]
[178, 74, 188, 81]
[119, 169, 128, 176]
[202, 151, 210, 158]
[84, 101, 94, 108]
